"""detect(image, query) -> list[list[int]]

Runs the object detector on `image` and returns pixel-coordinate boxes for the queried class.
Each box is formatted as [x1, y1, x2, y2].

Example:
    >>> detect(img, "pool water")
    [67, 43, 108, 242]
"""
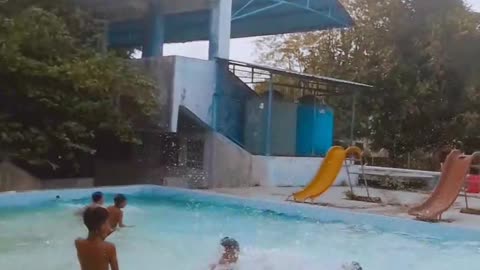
[1, 193, 480, 270]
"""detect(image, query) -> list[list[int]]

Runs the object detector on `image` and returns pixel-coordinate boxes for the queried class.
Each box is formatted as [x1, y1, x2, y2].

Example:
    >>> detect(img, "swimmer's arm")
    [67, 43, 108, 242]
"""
[119, 211, 134, 228]
[108, 244, 119, 270]
[119, 211, 126, 228]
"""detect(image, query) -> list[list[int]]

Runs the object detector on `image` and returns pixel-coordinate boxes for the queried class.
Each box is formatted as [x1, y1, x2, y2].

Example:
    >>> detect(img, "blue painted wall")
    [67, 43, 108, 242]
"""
[169, 57, 253, 147]
[215, 68, 255, 145]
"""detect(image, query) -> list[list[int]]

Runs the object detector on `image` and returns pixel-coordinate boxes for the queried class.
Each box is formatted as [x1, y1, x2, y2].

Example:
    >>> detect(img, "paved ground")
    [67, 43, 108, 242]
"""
[213, 186, 480, 229]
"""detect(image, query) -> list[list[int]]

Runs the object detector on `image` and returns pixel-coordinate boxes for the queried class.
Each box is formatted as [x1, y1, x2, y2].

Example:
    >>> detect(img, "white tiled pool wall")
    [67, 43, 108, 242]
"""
[1, 185, 479, 242]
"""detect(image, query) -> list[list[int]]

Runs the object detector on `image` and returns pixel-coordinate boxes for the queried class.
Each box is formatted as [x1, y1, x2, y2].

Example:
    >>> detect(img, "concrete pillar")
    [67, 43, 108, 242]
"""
[265, 75, 273, 156]
[142, 7, 165, 58]
[208, 0, 232, 60]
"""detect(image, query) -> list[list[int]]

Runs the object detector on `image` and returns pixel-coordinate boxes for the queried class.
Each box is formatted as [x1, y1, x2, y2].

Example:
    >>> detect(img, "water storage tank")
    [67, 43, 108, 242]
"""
[296, 96, 334, 156]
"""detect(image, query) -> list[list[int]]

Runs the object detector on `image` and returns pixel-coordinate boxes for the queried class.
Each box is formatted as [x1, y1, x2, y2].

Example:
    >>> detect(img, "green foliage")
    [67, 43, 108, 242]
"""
[257, 0, 480, 157]
[0, 2, 155, 173]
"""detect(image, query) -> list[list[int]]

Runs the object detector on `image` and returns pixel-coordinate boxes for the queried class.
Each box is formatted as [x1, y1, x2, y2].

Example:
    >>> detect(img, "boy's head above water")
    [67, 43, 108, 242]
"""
[91, 191, 104, 205]
[221, 237, 239, 251]
[114, 194, 127, 208]
[220, 237, 240, 264]
[83, 206, 110, 235]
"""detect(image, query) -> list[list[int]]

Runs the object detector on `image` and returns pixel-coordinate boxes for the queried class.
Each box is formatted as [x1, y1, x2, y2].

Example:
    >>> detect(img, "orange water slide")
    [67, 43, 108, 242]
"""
[408, 150, 462, 216]
[409, 150, 477, 221]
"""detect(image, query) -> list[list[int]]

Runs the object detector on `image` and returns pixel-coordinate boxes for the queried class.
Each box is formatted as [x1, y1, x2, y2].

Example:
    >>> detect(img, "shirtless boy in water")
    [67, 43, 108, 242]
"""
[76, 192, 105, 216]
[89, 192, 105, 208]
[75, 207, 119, 270]
[210, 237, 240, 270]
[107, 194, 131, 229]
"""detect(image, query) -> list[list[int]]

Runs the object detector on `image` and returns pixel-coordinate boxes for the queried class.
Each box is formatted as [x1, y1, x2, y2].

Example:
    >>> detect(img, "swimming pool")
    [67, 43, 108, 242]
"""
[1, 185, 480, 270]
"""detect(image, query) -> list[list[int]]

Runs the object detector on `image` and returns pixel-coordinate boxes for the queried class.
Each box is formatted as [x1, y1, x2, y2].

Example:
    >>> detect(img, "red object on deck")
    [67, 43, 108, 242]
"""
[467, 175, 480, 193]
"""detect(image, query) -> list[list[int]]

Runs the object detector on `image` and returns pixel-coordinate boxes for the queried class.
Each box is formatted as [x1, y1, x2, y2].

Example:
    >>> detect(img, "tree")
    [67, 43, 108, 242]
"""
[257, 0, 480, 159]
[0, 1, 156, 175]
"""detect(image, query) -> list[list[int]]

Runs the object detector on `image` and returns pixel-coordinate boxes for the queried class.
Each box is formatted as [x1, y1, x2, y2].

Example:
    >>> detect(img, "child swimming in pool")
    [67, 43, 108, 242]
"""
[210, 237, 240, 270]
[75, 191, 106, 216]
[89, 191, 105, 208]
[107, 194, 132, 229]
[75, 207, 119, 270]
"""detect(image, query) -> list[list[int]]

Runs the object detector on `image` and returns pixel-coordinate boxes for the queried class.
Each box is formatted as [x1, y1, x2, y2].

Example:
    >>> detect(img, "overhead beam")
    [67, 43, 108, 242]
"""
[276, 0, 349, 27]
[232, 0, 256, 18]
[232, 2, 283, 21]
[230, 0, 349, 27]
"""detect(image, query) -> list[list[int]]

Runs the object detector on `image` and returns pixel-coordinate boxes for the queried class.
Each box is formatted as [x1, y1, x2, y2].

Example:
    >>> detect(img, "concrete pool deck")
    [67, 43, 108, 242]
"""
[213, 186, 480, 229]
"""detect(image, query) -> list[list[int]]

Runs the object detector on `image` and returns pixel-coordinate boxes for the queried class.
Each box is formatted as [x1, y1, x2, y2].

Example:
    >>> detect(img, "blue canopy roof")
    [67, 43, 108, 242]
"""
[79, 0, 353, 48]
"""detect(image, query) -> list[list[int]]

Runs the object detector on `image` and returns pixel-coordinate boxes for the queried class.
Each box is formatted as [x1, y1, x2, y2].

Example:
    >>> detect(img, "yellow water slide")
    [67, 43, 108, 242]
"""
[290, 146, 362, 202]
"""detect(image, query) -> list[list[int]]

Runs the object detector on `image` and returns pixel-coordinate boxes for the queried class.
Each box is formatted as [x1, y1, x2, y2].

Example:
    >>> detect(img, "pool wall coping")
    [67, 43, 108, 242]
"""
[1, 185, 479, 242]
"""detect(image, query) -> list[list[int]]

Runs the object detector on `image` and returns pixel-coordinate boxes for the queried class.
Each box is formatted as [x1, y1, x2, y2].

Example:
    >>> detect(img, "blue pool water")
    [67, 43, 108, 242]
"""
[1, 186, 480, 270]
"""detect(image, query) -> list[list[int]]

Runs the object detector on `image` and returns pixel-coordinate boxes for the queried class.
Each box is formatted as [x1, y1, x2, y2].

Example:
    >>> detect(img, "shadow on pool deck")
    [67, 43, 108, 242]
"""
[213, 186, 480, 229]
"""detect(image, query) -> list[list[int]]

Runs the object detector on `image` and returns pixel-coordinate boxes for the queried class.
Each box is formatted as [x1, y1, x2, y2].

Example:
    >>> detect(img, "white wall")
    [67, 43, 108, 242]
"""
[253, 156, 358, 187]
[171, 56, 216, 131]
[203, 132, 359, 188]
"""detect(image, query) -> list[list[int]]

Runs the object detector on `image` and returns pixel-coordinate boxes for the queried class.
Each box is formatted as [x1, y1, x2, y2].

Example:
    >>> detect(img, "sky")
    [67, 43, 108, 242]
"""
[163, 0, 480, 63]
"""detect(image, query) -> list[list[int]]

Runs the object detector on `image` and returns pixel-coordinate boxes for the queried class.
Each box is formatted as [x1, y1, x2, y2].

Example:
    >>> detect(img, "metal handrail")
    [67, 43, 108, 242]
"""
[344, 147, 371, 198]
[460, 151, 480, 211]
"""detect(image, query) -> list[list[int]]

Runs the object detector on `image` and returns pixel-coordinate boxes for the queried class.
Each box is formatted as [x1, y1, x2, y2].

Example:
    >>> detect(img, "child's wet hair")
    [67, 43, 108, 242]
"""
[114, 194, 127, 207]
[83, 207, 109, 232]
[91, 191, 103, 203]
[221, 237, 240, 251]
